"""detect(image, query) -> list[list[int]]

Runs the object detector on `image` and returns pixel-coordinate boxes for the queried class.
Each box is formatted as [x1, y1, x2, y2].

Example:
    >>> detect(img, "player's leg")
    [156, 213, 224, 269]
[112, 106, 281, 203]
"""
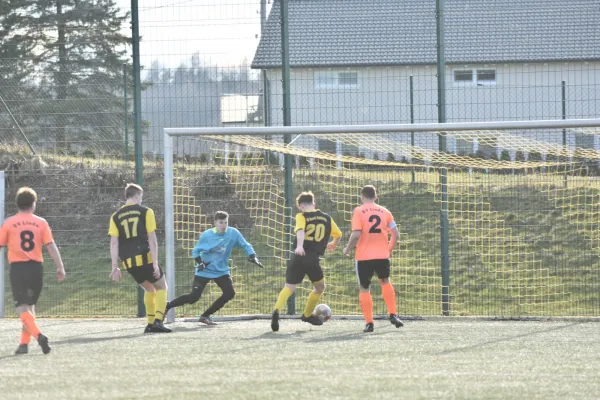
[377, 261, 403, 328]
[301, 254, 325, 326]
[356, 260, 375, 332]
[130, 264, 171, 333]
[199, 275, 235, 324]
[10, 264, 30, 354]
[271, 282, 296, 332]
[12, 262, 50, 354]
[150, 266, 168, 324]
[15, 326, 31, 355]
[138, 281, 157, 333]
[167, 275, 209, 310]
[128, 266, 158, 332]
[271, 255, 303, 331]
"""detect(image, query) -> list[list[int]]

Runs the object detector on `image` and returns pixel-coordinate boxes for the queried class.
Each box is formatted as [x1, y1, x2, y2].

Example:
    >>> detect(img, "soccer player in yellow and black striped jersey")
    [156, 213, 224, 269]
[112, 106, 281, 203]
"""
[108, 183, 171, 333]
[271, 191, 342, 332]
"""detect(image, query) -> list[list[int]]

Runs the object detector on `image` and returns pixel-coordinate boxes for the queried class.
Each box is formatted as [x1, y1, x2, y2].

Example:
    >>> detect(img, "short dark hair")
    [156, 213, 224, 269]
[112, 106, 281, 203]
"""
[214, 211, 229, 220]
[16, 187, 37, 210]
[296, 191, 315, 206]
[361, 185, 377, 200]
[125, 183, 143, 199]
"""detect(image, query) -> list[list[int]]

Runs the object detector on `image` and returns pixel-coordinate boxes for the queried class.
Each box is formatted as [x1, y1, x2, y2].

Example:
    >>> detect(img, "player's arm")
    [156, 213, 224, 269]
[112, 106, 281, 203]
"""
[236, 230, 257, 257]
[45, 242, 66, 282]
[41, 221, 65, 282]
[145, 209, 160, 279]
[343, 209, 362, 256]
[148, 231, 160, 279]
[191, 232, 210, 270]
[109, 236, 122, 281]
[327, 218, 343, 252]
[108, 215, 122, 282]
[235, 230, 263, 267]
[294, 213, 306, 256]
[387, 213, 399, 255]
[388, 226, 399, 255]
[343, 230, 361, 256]
[0, 223, 7, 250]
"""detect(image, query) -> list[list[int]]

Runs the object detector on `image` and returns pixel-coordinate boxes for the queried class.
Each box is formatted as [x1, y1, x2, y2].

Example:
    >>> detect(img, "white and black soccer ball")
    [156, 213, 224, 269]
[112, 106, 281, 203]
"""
[313, 304, 332, 322]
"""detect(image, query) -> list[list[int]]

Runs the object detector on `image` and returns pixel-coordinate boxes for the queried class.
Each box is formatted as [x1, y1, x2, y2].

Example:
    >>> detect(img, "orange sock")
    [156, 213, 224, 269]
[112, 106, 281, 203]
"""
[20, 327, 32, 345]
[381, 282, 397, 315]
[20, 311, 41, 340]
[359, 292, 373, 323]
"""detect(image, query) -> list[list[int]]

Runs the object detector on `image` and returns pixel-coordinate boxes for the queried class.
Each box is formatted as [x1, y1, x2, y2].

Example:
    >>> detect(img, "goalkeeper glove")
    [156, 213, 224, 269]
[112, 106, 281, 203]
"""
[247, 254, 264, 268]
[195, 257, 209, 271]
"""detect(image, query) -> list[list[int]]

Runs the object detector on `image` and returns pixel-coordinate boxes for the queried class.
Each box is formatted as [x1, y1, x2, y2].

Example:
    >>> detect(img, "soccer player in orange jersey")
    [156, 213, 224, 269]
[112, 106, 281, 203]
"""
[343, 185, 404, 332]
[0, 187, 66, 355]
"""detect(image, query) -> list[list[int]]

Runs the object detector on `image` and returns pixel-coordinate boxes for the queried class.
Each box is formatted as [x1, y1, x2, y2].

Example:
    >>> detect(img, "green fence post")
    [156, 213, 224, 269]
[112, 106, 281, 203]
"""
[280, 0, 295, 315]
[124, 63, 129, 162]
[131, 0, 145, 318]
[436, 0, 450, 316]
[410, 75, 415, 184]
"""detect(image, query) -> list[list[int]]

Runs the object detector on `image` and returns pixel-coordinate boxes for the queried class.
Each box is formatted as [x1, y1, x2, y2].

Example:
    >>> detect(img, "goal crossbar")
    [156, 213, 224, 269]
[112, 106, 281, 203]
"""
[164, 118, 600, 137]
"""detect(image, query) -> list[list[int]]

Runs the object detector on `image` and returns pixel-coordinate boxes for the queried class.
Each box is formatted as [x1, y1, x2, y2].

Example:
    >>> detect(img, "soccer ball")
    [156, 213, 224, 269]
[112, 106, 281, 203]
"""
[313, 304, 332, 322]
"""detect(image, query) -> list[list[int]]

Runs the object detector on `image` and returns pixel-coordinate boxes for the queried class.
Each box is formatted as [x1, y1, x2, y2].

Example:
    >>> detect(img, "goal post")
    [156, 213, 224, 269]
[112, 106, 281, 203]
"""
[164, 118, 600, 322]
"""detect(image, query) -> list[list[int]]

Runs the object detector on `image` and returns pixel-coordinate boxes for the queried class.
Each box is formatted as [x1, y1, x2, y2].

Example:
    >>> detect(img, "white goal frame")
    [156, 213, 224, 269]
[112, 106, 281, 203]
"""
[162, 118, 600, 322]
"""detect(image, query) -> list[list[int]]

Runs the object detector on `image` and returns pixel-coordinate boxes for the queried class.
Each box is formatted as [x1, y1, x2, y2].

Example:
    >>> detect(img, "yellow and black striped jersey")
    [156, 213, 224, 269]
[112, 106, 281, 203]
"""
[108, 204, 156, 268]
[293, 209, 342, 256]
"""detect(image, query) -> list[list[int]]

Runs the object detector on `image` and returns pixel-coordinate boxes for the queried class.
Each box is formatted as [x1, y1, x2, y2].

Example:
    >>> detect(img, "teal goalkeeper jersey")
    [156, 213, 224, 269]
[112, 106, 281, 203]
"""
[191, 227, 255, 278]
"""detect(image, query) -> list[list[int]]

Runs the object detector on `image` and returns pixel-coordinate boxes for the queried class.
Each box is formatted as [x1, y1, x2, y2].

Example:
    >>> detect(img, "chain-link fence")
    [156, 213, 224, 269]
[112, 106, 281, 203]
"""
[2, 0, 600, 317]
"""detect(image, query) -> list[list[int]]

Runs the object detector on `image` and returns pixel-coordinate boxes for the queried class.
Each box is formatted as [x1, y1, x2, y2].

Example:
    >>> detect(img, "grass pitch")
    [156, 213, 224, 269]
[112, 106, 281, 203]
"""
[1, 318, 599, 399]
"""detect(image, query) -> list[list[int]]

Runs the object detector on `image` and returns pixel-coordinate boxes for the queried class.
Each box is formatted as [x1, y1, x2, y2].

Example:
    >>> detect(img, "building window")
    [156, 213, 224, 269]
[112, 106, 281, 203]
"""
[454, 70, 473, 82]
[454, 69, 496, 85]
[315, 71, 359, 89]
[477, 69, 496, 83]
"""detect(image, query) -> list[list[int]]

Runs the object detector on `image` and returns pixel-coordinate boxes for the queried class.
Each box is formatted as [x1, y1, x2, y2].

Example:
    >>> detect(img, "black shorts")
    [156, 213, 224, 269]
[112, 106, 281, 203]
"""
[127, 263, 164, 284]
[286, 252, 324, 285]
[9, 261, 44, 307]
[356, 259, 391, 289]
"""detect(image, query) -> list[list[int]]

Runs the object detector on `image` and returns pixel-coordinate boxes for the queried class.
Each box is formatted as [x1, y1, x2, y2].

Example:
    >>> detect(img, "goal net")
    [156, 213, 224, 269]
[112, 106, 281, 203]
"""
[163, 119, 600, 319]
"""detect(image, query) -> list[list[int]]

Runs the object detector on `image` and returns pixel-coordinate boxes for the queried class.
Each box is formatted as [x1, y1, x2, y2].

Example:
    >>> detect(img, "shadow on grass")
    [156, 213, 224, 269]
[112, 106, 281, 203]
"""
[0, 335, 143, 361]
[52, 333, 142, 346]
[244, 330, 310, 340]
[0, 326, 145, 360]
[305, 329, 396, 343]
[243, 324, 400, 343]
[436, 322, 585, 355]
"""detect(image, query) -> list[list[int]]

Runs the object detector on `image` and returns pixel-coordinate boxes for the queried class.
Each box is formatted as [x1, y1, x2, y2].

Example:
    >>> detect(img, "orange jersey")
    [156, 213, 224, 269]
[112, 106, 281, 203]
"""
[0, 213, 54, 263]
[351, 203, 396, 261]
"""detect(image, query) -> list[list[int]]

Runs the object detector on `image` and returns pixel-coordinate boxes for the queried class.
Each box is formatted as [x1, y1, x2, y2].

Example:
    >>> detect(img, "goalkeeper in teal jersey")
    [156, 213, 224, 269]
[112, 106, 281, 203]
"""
[166, 211, 262, 324]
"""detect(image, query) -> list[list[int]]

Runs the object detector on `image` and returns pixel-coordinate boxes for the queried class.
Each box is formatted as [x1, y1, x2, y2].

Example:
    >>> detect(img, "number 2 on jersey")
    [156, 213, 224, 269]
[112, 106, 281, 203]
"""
[368, 215, 382, 233]
[305, 223, 325, 242]
[120, 217, 139, 238]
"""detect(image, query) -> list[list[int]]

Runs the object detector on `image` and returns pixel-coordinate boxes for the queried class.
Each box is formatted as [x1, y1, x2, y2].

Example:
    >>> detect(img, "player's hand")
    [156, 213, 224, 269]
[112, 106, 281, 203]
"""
[195, 257, 208, 271]
[343, 247, 351, 256]
[56, 268, 66, 282]
[195, 261, 206, 271]
[152, 262, 161, 279]
[326, 242, 337, 252]
[109, 268, 122, 282]
[247, 254, 264, 268]
[295, 247, 305, 256]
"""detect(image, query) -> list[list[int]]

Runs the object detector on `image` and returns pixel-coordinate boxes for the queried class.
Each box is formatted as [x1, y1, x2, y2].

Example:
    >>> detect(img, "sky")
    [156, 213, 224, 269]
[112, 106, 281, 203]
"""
[115, 0, 269, 69]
